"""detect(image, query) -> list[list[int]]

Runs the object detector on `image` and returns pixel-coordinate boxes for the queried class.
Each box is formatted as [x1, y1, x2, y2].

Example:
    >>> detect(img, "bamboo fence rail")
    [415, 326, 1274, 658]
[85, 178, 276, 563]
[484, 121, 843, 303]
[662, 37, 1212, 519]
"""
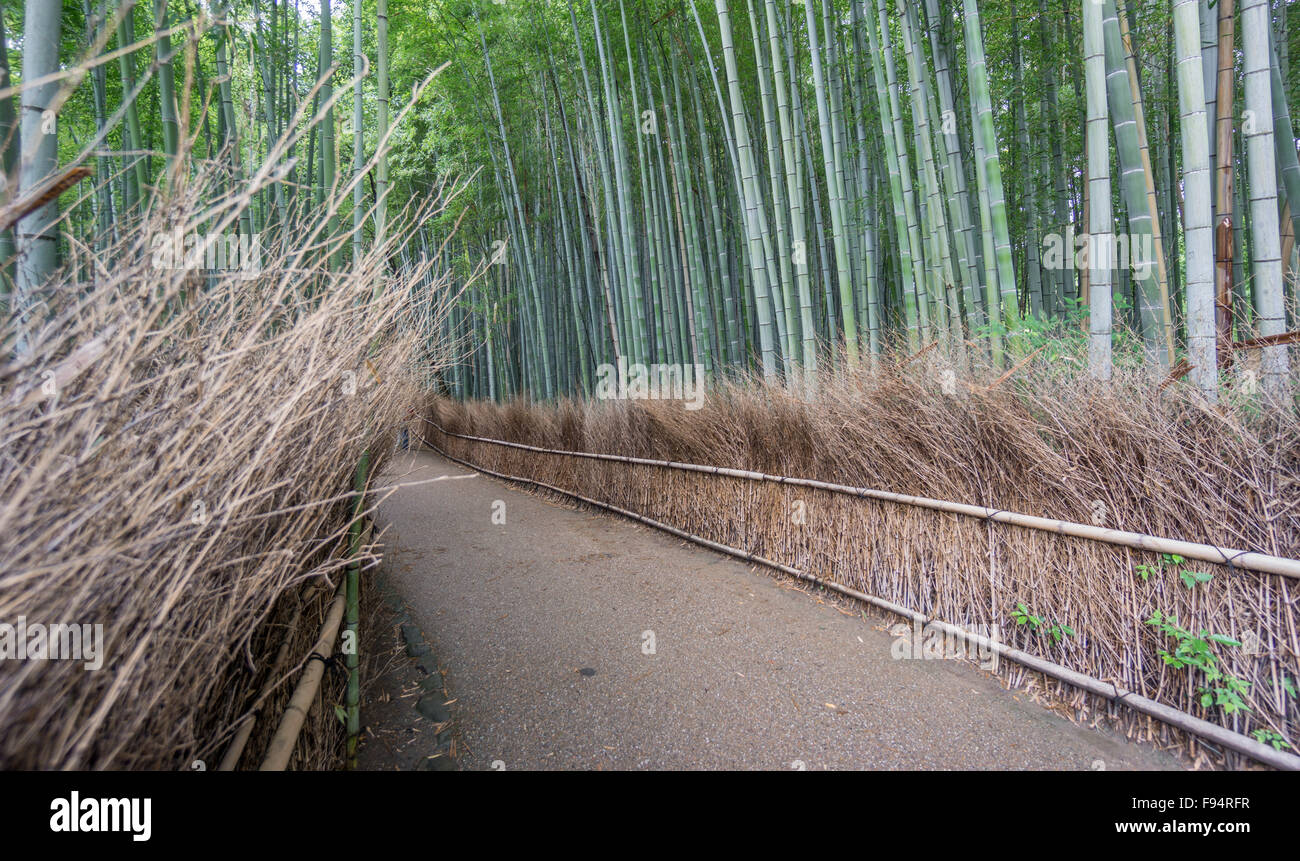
[425, 420, 1300, 580]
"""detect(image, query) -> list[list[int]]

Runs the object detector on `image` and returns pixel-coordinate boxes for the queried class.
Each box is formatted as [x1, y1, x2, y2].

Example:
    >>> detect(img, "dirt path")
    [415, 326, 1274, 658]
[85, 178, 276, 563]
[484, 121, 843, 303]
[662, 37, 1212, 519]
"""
[372, 449, 1178, 770]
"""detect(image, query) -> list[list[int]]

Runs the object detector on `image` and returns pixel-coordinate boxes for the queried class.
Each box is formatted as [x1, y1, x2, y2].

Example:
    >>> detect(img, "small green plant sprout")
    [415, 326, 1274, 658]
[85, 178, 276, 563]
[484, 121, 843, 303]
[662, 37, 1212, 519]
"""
[1133, 553, 1213, 589]
[1251, 729, 1292, 751]
[1145, 611, 1251, 715]
[1011, 602, 1042, 630]
[1045, 622, 1075, 645]
[1011, 603, 1075, 645]
[1281, 677, 1298, 700]
[1178, 568, 1214, 589]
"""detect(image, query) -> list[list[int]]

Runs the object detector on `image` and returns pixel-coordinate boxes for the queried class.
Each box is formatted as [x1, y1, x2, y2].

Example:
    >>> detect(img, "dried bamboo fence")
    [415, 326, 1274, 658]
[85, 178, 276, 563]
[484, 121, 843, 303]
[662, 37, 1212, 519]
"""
[424, 387, 1300, 770]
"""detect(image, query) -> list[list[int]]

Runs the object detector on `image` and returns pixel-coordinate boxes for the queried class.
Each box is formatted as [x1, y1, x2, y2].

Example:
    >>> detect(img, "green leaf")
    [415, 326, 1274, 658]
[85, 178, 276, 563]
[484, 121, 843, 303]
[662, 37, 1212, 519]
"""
[1178, 569, 1213, 589]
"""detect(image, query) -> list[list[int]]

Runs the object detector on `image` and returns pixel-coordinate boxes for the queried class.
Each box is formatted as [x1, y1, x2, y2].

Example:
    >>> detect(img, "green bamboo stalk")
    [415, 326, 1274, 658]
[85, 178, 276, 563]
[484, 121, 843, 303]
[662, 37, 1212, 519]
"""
[1174, 0, 1218, 400]
[618, 0, 663, 362]
[685, 47, 736, 365]
[824, 0, 862, 350]
[118, 2, 150, 211]
[747, 0, 798, 372]
[318, 0, 338, 267]
[1084, 0, 1113, 381]
[876, 1, 932, 344]
[864, 2, 921, 348]
[1102, 0, 1166, 368]
[1036, 0, 1068, 316]
[847, 0, 881, 355]
[567, 1, 629, 365]
[901, 0, 961, 343]
[663, 41, 715, 374]
[924, 0, 983, 329]
[591, 0, 646, 364]
[1242, 0, 1291, 399]
[766, 0, 820, 373]
[962, 0, 1017, 361]
[703, 0, 778, 378]
[1270, 20, 1300, 249]
[14, 0, 63, 343]
[477, 13, 554, 397]
[1009, 1, 1042, 322]
[375, 0, 389, 246]
[1116, 0, 1175, 360]
[351, 0, 365, 268]
[1200, 0, 1219, 203]
[801, 0, 858, 362]
[154, 0, 178, 167]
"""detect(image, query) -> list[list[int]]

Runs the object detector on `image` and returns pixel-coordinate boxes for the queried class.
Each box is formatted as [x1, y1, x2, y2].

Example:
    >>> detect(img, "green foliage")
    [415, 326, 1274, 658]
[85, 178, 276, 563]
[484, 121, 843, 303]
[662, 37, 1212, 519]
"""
[1011, 602, 1075, 645]
[1134, 562, 1158, 582]
[1178, 568, 1214, 590]
[1134, 553, 1213, 589]
[1251, 728, 1292, 751]
[1145, 610, 1250, 715]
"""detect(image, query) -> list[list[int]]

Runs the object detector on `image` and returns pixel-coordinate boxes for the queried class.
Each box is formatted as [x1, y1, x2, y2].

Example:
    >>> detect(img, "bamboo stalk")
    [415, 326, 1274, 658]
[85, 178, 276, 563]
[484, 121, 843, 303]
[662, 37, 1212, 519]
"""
[259, 580, 347, 771]
[217, 600, 304, 771]
[1116, 0, 1175, 361]
[1085, 0, 1113, 381]
[1242, 0, 1293, 399]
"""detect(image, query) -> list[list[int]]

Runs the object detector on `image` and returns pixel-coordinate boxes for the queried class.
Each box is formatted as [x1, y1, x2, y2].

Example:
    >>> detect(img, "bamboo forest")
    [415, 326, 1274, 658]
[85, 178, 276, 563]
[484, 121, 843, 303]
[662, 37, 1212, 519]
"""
[2, 0, 1300, 784]
[424, 0, 1300, 403]
[6, 1, 1299, 400]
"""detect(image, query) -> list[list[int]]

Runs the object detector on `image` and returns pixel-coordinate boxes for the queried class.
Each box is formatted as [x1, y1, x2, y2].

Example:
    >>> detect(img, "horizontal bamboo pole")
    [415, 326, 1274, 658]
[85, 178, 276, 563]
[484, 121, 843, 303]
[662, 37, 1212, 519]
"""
[425, 420, 1300, 580]
[421, 429, 1300, 771]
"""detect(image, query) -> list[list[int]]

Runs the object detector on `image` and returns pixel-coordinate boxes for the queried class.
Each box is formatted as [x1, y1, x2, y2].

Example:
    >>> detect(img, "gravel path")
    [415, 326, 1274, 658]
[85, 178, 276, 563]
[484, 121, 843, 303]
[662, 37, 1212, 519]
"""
[373, 449, 1178, 771]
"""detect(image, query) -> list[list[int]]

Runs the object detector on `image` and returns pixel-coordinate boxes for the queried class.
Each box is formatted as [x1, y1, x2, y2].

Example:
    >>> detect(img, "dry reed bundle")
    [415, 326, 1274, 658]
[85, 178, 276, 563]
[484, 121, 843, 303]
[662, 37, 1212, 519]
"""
[0, 157, 455, 769]
[428, 352, 1300, 767]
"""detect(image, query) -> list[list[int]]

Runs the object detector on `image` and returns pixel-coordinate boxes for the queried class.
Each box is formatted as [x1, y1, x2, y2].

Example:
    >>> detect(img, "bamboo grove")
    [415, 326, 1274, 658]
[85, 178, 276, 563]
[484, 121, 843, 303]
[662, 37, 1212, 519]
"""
[434, 0, 1300, 405]
[0, 0, 465, 323]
